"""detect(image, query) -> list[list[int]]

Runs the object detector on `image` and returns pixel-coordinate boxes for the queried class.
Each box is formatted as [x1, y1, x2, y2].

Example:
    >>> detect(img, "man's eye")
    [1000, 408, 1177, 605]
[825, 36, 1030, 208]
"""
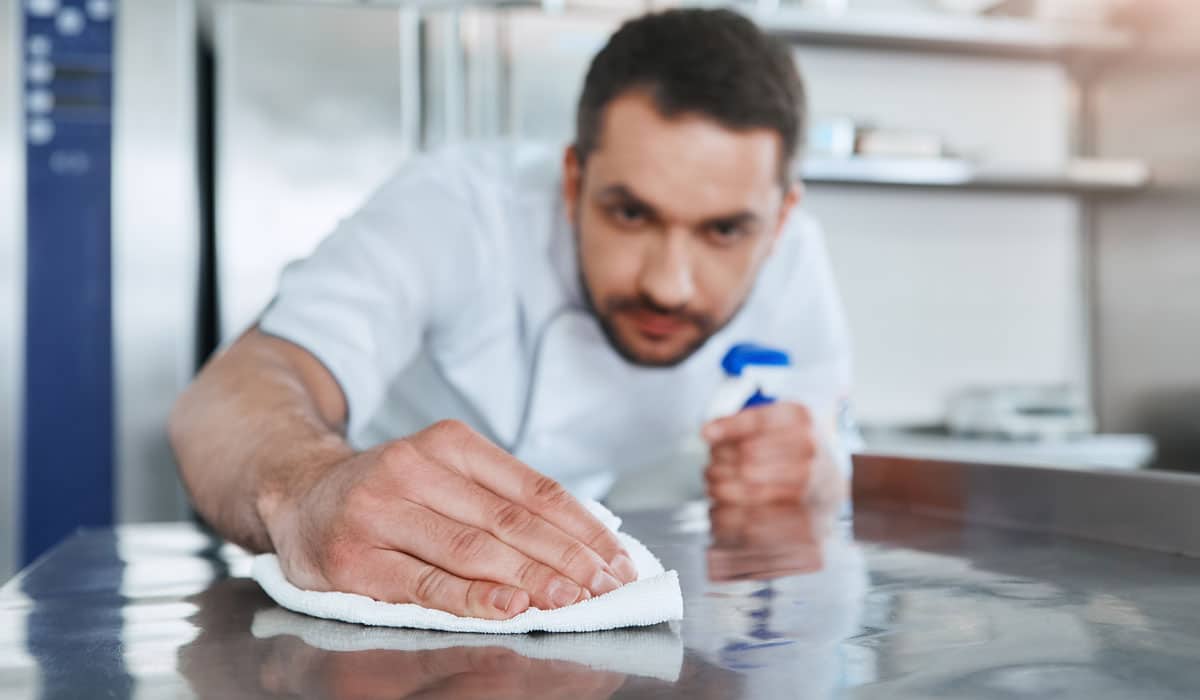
[611, 204, 646, 225]
[710, 222, 745, 239]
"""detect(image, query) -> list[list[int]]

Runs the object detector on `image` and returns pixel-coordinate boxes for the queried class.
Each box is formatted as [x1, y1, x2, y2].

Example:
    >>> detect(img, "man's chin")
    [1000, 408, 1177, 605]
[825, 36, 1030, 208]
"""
[608, 329, 708, 368]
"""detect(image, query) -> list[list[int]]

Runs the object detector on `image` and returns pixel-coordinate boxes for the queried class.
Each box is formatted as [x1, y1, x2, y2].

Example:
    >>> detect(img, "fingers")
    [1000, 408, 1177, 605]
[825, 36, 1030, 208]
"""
[349, 548, 531, 619]
[375, 501, 591, 611]
[702, 402, 811, 444]
[416, 421, 636, 583]
[703, 402, 818, 504]
[707, 547, 823, 581]
[705, 436, 815, 486]
[706, 477, 805, 506]
[401, 458, 626, 598]
[708, 441, 815, 477]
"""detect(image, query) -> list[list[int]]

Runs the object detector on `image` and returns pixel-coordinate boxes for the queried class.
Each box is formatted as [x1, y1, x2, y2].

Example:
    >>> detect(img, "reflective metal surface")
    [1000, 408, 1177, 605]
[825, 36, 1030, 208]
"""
[112, 0, 198, 525]
[855, 454, 1200, 558]
[4, 500, 1200, 698]
[1090, 4, 1200, 469]
[215, 1, 420, 340]
[0, 0, 23, 581]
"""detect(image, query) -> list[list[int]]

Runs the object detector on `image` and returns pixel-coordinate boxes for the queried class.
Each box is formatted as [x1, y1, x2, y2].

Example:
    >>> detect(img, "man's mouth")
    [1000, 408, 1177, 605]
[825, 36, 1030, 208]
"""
[627, 309, 690, 339]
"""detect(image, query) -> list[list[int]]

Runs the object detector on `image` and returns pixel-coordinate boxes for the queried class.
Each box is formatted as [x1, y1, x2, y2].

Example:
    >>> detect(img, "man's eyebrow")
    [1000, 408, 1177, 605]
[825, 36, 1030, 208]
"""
[595, 184, 663, 219]
[702, 211, 760, 228]
[595, 183, 760, 228]
[595, 184, 649, 205]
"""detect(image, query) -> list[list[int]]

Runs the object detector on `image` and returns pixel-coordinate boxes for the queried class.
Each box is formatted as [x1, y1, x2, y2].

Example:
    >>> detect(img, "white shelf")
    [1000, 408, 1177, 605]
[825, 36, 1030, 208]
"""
[754, 8, 1133, 59]
[237, 2, 1134, 60]
[802, 157, 1150, 194]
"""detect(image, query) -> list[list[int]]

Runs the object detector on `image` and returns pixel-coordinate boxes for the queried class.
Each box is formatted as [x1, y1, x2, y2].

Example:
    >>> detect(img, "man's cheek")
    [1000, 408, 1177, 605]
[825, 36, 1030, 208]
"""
[586, 233, 644, 298]
[692, 256, 751, 324]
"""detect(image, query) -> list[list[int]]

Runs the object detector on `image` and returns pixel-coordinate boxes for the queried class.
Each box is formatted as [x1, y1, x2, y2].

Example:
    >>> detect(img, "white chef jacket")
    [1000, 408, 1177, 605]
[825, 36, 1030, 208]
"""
[259, 142, 853, 500]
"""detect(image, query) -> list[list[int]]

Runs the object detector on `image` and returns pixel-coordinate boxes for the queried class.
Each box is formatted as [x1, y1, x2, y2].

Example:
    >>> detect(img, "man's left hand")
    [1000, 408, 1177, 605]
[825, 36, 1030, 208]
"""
[701, 401, 845, 506]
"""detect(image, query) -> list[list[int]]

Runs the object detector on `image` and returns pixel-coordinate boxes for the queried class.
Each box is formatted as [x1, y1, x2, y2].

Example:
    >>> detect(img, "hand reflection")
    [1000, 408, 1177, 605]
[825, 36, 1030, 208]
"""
[177, 578, 675, 700]
[255, 634, 625, 700]
[706, 502, 838, 582]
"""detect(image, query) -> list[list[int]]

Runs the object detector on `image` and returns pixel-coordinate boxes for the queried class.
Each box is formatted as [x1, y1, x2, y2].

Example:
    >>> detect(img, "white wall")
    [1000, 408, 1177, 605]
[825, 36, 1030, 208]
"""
[811, 188, 1082, 424]
[796, 47, 1084, 424]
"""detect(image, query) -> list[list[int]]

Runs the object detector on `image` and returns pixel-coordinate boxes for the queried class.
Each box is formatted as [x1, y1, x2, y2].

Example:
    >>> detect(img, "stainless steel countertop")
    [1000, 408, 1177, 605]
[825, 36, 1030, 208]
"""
[3, 502, 1200, 699]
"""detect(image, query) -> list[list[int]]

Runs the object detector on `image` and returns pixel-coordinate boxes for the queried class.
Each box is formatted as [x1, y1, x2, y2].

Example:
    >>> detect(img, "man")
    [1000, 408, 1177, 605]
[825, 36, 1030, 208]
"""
[170, 8, 852, 620]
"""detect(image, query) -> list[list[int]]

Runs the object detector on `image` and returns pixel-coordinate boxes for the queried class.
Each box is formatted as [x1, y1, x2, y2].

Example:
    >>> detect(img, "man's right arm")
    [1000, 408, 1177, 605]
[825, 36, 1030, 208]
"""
[169, 328, 353, 556]
[169, 329, 638, 619]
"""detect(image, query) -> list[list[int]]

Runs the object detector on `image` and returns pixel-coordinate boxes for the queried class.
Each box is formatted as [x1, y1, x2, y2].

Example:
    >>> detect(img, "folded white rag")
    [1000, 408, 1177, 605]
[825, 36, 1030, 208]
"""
[251, 501, 684, 634]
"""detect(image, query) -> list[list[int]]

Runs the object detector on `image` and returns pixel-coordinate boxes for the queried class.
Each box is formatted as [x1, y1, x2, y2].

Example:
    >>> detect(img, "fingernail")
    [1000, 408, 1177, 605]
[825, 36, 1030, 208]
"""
[610, 553, 638, 583]
[548, 578, 583, 608]
[589, 570, 622, 596]
[491, 586, 523, 614]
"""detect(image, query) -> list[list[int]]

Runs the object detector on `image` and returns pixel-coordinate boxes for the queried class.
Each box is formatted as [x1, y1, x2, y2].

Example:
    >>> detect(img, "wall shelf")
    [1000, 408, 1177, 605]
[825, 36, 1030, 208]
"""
[802, 157, 1150, 195]
[755, 8, 1133, 61]
[235, 2, 1136, 61]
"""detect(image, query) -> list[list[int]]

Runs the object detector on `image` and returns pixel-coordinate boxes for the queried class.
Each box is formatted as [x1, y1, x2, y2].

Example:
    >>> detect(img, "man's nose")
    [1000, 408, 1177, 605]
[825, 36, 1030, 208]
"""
[637, 230, 695, 310]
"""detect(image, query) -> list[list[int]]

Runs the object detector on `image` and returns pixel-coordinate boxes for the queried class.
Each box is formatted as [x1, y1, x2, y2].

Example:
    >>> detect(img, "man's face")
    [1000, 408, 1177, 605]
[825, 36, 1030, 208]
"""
[564, 91, 801, 367]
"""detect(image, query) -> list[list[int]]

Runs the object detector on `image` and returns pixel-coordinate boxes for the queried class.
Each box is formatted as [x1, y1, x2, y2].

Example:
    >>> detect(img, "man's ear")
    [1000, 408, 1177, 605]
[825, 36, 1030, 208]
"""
[768, 181, 804, 255]
[562, 145, 583, 223]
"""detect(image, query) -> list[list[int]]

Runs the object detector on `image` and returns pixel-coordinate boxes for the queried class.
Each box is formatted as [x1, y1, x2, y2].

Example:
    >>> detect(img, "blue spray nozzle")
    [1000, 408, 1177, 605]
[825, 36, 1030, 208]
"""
[742, 389, 776, 410]
[721, 343, 791, 377]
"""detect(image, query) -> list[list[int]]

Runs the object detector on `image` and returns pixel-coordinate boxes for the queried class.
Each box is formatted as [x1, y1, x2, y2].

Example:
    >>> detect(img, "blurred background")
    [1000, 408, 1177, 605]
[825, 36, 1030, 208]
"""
[1, 0, 1198, 579]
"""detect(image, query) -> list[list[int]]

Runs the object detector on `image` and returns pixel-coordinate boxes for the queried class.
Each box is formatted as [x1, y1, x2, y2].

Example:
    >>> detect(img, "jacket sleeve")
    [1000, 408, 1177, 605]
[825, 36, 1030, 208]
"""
[258, 152, 489, 440]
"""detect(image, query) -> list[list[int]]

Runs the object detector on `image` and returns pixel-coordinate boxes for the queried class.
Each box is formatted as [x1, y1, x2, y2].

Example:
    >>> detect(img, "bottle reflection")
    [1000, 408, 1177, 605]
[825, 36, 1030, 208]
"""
[702, 502, 868, 697]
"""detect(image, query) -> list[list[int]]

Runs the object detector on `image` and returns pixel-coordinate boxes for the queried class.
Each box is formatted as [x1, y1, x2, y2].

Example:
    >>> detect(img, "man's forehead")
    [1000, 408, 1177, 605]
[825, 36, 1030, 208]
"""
[585, 92, 784, 220]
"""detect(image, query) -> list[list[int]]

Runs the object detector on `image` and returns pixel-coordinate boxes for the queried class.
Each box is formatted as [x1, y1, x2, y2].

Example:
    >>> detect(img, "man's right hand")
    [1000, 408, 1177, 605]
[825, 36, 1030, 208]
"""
[257, 419, 639, 619]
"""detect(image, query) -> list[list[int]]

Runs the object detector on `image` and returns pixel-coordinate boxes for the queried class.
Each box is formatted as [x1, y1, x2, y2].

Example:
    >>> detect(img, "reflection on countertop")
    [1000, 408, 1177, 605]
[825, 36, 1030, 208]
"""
[3, 500, 1200, 699]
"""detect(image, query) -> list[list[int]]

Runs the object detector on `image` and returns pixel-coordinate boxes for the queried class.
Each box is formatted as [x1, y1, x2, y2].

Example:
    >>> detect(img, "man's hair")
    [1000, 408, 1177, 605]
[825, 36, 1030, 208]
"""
[575, 8, 807, 184]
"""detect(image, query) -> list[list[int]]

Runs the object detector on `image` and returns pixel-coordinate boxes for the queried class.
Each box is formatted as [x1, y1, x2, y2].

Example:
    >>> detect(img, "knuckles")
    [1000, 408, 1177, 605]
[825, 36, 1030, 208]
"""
[420, 419, 473, 452]
[492, 502, 535, 537]
[378, 439, 422, 475]
[318, 536, 361, 588]
[411, 564, 445, 605]
[447, 526, 490, 561]
[783, 402, 813, 428]
[527, 474, 570, 510]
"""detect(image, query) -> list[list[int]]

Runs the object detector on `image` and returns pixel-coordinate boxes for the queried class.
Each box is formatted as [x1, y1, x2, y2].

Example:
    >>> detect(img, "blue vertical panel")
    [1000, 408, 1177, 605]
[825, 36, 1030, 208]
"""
[21, 0, 117, 564]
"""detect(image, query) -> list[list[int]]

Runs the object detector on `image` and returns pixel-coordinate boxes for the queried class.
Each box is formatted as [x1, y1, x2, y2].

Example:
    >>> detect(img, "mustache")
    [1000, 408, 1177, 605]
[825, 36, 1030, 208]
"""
[603, 295, 714, 331]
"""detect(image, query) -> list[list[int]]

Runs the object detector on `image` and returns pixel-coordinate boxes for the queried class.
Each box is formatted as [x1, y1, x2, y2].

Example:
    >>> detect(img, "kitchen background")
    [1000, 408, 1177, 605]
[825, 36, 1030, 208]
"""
[1, 0, 1198, 578]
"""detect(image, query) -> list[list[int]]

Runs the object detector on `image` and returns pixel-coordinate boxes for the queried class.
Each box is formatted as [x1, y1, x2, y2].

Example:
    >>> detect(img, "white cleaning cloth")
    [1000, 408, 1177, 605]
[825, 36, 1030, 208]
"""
[251, 501, 683, 634]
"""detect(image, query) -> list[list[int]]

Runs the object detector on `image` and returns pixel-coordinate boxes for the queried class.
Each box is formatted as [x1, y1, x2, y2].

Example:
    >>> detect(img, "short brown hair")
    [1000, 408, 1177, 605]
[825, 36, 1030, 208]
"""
[575, 8, 807, 184]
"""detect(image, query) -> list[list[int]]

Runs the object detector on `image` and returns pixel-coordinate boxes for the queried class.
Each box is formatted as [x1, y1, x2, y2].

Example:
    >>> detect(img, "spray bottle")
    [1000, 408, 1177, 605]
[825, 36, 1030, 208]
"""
[706, 343, 794, 421]
[707, 342, 854, 509]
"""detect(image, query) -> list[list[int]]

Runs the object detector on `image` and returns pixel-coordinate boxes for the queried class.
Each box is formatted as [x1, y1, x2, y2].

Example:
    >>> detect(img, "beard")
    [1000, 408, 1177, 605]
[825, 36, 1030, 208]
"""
[583, 283, 716, 368]
[575, 242, 747, 369]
